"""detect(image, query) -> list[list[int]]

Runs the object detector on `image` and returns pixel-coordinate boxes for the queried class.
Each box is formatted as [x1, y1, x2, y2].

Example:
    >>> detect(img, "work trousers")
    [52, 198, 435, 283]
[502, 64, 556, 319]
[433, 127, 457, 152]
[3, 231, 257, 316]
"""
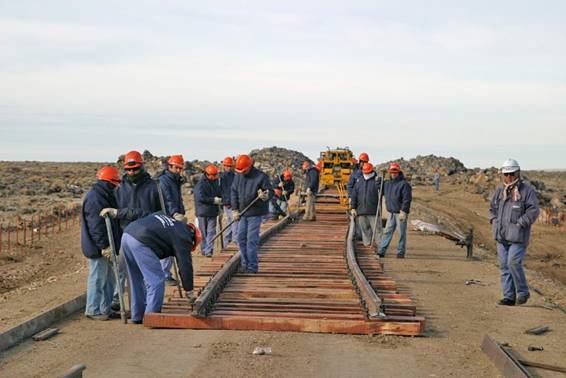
[85, 257, 116, 316]
[237, 215, 263, 273]
[358, 215, 377, 248]
[223, 206, 238, 245]
[198, 216, 217, 256]
[378, 213, 408, 257]
[160, 257, 173, 280]
[303, 191, 316, 221]
[497, 242, 529, 301]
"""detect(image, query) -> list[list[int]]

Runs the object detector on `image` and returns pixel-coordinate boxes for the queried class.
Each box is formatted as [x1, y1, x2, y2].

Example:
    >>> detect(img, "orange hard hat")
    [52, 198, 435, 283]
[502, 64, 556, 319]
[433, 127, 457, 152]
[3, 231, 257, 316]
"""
[315, 161, 322, 171]
[283, 170, 292, 180]
[223, 156, 234, 167]
[187, 223, 202, 252]
[235, 155, 253, 174]
[362, 162, 374, 174]
[358, 152, 369, 163]
[302, 161, 310, 170]
[97, 166, 120, 186]
[168, 154, 184, 169]
[124, 150, 143, 169]
[205, 164, 219, 179]
[388, 162, 402, 173]
[274, 188, 282, 197]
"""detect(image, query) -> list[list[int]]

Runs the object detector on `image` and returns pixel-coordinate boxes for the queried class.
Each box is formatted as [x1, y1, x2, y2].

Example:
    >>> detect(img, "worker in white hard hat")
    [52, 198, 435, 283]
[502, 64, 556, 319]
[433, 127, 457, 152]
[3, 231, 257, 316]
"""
[489, 159, 540, 306]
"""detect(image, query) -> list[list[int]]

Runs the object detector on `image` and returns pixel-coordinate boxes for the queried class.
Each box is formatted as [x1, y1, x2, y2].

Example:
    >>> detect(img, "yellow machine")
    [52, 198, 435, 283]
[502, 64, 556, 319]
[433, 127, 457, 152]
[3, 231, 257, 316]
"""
[319, 147, 354, 185]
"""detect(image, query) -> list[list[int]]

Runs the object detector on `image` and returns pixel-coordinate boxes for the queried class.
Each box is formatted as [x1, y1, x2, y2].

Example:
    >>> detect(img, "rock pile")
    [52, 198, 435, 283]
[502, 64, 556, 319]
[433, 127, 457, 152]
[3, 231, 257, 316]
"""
[250, 146, 313, 186]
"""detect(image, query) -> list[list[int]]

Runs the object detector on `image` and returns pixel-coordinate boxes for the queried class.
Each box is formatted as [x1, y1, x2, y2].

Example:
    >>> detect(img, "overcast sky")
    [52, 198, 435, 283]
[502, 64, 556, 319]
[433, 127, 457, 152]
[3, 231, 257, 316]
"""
[1, 1, 565, 169]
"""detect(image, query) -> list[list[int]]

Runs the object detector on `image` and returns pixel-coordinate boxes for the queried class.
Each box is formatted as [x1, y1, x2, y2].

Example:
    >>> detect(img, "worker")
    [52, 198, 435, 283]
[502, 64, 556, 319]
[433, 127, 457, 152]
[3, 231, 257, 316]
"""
[120, 213, 200, 323]
[231, 154, 272, 273]
[489, 159, 540, 306]
[194, 164, 222, 257]
[219, 156, 238, 245]
[433, 168, 441, 192]
[100, 150, 161, 311]
[271, 169, 295, 216]
[302, 161, 319, 221]
[158, 154, 187, 285]
[378, 162, 412, 258]
[350, 163, 382, 249]
[347, 152, 369, 197]
[81, 166, 121, 321]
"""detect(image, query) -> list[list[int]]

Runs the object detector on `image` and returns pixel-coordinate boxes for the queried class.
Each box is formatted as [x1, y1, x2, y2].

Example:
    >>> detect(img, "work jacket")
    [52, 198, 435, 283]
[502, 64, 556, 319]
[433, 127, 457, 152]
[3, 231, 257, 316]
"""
[159, 170, 185, 216]
[115, 171, 161, 229]
[384, 173, 412, 214]
[194, 174, 222, 217]
[219, 171, 235, 206]
[351, 173, 382, 216]
[304, 167, 320, 193]
[231, 167, 272, 217]
[347, 166, 362, 197]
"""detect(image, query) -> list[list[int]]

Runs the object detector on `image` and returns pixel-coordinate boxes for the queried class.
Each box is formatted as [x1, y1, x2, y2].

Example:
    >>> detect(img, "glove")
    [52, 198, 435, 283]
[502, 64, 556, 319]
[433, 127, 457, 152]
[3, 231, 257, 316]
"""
[282, 190, 288, 197]
[186, 290, 197, 305]
[100, 208, 117, 218]
[516, 217, 528, 228]
[306, 187, 312, 195]
[399, 211, 407, 222]
[350, 209, 357, 217]
[213, 197, 222, 205]
[278, 182, 284, 188]
[101, 247, 113, 261]
[258, 189, 269, 201]
[233, 210, 241, 221]
[173, 213, 187, 222]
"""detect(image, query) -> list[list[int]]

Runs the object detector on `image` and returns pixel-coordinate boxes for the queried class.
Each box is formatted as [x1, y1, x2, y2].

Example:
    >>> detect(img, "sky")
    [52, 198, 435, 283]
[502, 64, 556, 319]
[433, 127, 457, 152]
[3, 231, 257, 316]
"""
[0, 1, 565, 169]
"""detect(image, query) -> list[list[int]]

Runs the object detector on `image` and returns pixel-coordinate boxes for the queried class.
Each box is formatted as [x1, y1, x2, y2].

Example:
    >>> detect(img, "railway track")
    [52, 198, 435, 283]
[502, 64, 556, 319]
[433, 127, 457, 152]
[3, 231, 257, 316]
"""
[144, 193, 425, 335]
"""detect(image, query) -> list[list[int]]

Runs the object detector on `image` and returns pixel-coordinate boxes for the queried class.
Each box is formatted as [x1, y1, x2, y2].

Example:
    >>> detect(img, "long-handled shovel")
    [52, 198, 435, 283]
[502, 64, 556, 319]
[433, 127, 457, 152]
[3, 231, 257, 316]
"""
[103, 215, 127, 324]
[208, 195, 262, 245]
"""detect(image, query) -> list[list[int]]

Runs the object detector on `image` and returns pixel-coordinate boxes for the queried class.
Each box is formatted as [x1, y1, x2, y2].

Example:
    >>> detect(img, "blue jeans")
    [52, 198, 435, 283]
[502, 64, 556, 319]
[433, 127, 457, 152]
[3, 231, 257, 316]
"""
[160, 257, 173, 280]
[223, 206, 238, 245]
[85, 257, 116, 316]
[121, 233, 166, 322]
[497, 242, 529, 300]
[378, 213, 408, 256]
[198, 216, 217, 256]
[237, 215, 262, 272]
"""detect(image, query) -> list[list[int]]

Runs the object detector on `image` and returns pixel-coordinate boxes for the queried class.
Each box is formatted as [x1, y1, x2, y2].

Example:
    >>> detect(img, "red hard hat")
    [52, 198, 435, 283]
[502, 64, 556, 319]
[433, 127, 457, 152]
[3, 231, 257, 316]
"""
[388, 162, 402, 173]
[283, 170, 292, 180]
[168, 154, 184, 169]
[124, 150, 143, 169]
[362, 162, 374, 174]
[97, 166, 120, 186]
[205, 164, 219, 179]
[223, 156, 234, 167]
[302, 161, 310, 170]
[274, 188, 282, 197]
[187, 223, 202, 252]
[315, 161, 322, 171]
[235, 155, 253, 173]
[358, 152, 369, 162]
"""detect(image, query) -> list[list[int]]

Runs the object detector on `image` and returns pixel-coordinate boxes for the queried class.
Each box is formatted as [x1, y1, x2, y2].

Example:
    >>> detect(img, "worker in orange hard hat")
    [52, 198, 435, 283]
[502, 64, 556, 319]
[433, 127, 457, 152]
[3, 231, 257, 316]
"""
[194, 164, 222, 257]
[81, 166, 121, 320]
[302, 161, 319, 221]
[158, 154, 187, 285]
[378, 162, 412, 258]
[350, 163, 382, 249]
[270, 169, 295, 219]
[347, 152, 370, 197]
[219, 156, 238, 245]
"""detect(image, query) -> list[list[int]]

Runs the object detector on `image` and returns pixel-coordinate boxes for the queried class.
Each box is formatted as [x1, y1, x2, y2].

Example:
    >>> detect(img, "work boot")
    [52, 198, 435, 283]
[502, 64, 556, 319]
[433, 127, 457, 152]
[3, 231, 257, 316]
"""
[111, 302, 120, 312]
[516, 295, 530, 305]
[396, 254, 405, 259]
[497, 298, 516, 306]
[129, 319, 143, 325]
[205, 253, 213, 258]
[86, 314, 109, 321]
[108, 311, 122, 320]
[165, 277, 178, 286]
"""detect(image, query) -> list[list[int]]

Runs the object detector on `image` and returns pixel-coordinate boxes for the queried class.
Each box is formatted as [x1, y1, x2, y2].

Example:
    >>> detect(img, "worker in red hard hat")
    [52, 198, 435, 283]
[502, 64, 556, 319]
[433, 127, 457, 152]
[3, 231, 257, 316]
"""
[219, 156, 238, 245]
[194, 164, 222, 257]
[302, 161, 319, 221]
[350, 163, 382, 249]
[81, 166, 121, 320]
[270, 169, 295, 219]
[378, 162, 412, 259]
[347, 152, 370, 197]
[158, 154, 187, 285]
[231, 154, 272, 273]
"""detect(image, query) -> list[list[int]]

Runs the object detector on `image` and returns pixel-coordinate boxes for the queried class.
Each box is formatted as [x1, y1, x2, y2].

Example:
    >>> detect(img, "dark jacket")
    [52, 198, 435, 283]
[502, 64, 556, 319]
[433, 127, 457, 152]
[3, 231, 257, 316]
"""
[347, 166, 362, 197]
[159, 170, 185, 216]
[304, 167, 320, 193]
[231, 167, 272, 217]
[489, 180, 540, 244]
[384, 173, 412, 214]
[115, 171, 162, 229]
[273, 175, 295, 201]
[81, 180, 120, 259]
[124, 213, 194, 291]
[219, 171, 235, 206]
[194, 174, 222, 217]
[351, 173, 382, 216]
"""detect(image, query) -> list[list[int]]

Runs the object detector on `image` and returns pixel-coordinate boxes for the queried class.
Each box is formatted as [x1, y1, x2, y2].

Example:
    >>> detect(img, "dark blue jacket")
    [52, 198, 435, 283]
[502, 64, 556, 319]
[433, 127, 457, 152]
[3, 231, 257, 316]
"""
[351, 173, 382, 216]
[194, 174, 222, 217]
[159, 170, 185, 216]
[219, 171, 235, 206]
[347, 167, 362, 197]
[231, 167, 273, 217]
[81, 181, 120, 259]
[273, 175, 295, 201]
[124, 213, 194, 291]
[115, 171, 161, 229]
[304, 167, 319, 193]
[384, 173, 412, 214]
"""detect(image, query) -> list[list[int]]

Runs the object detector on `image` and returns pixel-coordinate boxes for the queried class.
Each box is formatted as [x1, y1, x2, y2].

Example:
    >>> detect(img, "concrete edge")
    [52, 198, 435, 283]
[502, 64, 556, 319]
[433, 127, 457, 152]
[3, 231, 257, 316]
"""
[0, 293, 86, 352]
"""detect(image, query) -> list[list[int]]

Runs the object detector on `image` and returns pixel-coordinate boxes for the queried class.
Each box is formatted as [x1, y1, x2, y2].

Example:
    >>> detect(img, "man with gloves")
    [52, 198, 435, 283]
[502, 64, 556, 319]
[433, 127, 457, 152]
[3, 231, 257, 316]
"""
[272, 169, 295, 215]
[350, 163, 382, 249]
[194, 164, 222, 257]
[302, 161, 319, 221]
[220, 156, 238, 245]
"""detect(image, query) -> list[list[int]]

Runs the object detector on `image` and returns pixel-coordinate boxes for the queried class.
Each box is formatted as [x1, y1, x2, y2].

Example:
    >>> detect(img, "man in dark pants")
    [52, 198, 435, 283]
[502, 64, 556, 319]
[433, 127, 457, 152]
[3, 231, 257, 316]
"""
[81, 166, 121, 321]
[121, 213, 200, 323]
[231, 154, 272, 273]
[194, 164, 222, 257]
[489, 159, 540, 306]
[302, 161, 319, 221]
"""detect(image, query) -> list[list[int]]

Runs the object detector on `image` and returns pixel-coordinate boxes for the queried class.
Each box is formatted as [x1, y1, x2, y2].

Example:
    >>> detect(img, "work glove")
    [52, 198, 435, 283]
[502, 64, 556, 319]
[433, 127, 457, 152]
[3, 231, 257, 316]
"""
[173, 213, 187, 222]
[306, 187, 312, 195]
[233, 210, 241, 221]
[186, 290, 197, 305]
[258, 189, 269, 201]
[278, 182, 284, 188]
[350, 209, 357, 217]
[399, 211, 407, 222]
[101, 247, 113, 262]
[213, 197, 222, 205]
[282, 190, 288, 197]
[100, 208, 117, 218]
[516, 217, 528, 228]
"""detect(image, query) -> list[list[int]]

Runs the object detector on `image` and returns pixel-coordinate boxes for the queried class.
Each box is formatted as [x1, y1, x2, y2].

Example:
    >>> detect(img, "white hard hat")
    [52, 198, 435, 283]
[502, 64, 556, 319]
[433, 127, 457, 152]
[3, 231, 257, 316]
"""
[501, 158, 520, 173]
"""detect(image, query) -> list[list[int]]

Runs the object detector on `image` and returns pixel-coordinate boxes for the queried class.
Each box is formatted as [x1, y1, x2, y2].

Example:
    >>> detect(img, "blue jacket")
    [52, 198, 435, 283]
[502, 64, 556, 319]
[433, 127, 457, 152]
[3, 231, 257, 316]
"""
[124, 213, 194, 291]
[219, 171, 235, 206]
[159, 170, 185, 216]
[194, 174, 222, 217]
[304, 167, 320, 193]
[384, 173, 412, 214]
[347, 167, 362, 197]
[81, 181, 120, 259]
[273, 175, 295, 201]
[115, 171, 161, 229]
[489, 180, 540, 245]
[231, 167, 273, 217]
[351, 173, 382, 216]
